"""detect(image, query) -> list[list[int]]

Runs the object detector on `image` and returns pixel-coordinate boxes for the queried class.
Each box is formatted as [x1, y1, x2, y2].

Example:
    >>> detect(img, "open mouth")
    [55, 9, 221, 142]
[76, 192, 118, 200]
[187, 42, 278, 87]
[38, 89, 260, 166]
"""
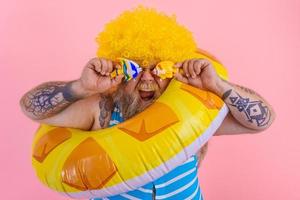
[139, 90, 155, 101]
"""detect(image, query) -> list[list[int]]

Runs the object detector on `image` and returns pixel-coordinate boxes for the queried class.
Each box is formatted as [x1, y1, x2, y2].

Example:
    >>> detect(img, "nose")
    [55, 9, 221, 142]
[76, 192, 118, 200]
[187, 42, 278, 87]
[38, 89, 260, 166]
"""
[140, 69, 154, 81]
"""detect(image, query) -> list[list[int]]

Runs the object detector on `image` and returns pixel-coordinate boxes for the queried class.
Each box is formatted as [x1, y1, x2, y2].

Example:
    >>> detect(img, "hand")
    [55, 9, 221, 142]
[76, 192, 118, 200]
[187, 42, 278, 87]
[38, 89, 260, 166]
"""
[174, 59, 222, 94]
[79, 58, 124, 95]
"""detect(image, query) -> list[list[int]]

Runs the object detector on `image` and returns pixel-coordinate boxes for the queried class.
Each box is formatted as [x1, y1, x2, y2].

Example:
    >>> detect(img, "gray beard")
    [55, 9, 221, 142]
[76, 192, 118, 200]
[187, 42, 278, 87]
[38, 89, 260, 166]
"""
[113, 86, 156, 120]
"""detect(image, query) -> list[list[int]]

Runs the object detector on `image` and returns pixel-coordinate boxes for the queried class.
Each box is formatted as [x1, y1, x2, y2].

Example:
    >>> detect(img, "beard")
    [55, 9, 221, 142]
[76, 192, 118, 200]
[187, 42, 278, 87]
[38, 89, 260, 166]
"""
[113, 82, 161, 120]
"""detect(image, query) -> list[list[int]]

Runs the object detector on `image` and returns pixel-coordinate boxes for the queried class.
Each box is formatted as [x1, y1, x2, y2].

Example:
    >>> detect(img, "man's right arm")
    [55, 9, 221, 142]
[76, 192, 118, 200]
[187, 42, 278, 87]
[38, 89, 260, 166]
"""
[20, 80, 87, 120]
[19, 58, 124, 130]
[19, 80, 99, 130]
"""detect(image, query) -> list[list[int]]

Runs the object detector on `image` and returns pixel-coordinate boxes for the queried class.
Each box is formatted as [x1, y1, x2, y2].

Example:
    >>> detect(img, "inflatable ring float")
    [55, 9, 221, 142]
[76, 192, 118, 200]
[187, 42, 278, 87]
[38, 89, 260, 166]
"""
[32, 50, 229, 199]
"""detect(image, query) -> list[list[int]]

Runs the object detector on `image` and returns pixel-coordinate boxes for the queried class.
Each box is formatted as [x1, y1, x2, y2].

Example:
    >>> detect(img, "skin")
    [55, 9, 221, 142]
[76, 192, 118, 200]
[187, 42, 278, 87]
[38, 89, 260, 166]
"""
[173, 59, 276, 133]
[20, 57, 276, 159]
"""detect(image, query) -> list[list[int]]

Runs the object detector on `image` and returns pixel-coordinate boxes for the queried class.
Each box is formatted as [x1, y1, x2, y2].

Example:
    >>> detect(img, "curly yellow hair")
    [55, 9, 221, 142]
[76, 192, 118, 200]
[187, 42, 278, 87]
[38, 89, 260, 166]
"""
[96, 6, 199, 67]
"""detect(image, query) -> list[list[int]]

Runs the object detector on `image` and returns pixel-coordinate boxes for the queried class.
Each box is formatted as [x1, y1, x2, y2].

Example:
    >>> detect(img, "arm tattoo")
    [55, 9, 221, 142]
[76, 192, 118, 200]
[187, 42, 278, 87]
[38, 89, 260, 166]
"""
[222, 79, 263, 98]
[21, 81, 80, 119]
[222, 89, 232, 100]
[98, 96, 113, 128]
[223, 89, 271, 127]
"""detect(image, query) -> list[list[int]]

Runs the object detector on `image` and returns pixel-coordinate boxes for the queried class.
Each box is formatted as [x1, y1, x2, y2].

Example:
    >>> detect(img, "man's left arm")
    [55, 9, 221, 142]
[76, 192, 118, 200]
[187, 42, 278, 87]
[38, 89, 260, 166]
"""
[174, 59, 276, 135]
[217, 79, 275, 130]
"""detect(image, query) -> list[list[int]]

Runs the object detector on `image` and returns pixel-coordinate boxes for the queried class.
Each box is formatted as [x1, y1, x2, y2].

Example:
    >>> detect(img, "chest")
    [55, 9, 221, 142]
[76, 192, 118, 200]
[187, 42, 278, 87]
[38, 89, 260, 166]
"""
[91, 102, 123, 131]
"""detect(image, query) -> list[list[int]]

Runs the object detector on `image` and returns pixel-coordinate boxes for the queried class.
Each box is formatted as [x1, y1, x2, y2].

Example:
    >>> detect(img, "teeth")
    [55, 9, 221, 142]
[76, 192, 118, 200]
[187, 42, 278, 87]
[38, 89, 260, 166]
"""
[138, 83, 156, 91]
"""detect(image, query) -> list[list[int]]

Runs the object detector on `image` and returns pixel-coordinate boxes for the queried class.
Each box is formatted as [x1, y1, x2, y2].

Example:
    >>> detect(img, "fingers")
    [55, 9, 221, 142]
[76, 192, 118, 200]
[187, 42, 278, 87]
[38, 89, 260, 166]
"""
[174, 59, 209, 87]
[99, 58, 109, 76]
[182, 60, 189, 77]
[174, 72, 188, 84]
[180, 59, 207, 78]
[175, 60, 196, 81]
[100, 59, 115, 76]
[112, 60, 121, 69]
[194, 60, 202, 75]
[106, 60, 114, 74]
[174, 62, 183, 68]
[88, 58, 116, 76]
[188, 59, 197, 78]
[176, 60, 196, 78]
[110, 75, 124, 86]
[88, 58, 102, 74]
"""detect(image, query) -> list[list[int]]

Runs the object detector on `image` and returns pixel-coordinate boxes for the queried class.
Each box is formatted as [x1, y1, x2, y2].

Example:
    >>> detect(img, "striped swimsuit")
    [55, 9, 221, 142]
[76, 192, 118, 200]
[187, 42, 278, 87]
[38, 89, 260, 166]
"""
[92, 105, 204, 200]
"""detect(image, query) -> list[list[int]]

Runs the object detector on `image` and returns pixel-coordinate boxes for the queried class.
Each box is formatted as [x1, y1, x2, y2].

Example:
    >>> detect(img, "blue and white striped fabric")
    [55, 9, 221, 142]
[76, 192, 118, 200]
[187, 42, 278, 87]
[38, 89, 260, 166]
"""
[91, 104, 204, 200]
[108, 104, 124, 127]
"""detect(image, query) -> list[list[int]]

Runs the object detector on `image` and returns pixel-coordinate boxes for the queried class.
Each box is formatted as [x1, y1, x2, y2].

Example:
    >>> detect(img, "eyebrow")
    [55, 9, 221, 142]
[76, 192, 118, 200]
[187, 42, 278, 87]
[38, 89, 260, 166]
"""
[142, 65, 156, 70]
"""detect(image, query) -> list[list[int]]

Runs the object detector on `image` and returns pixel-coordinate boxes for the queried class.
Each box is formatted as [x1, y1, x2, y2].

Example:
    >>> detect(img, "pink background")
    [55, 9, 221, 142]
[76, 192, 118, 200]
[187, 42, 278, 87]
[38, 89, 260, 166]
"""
[1, 0, 299, 199]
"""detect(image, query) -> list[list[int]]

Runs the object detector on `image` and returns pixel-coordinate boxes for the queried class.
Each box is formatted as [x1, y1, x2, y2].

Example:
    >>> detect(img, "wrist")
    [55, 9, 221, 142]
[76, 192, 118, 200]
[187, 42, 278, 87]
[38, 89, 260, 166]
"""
[69, 80, 92, 100]
[214, 79, 234, 98]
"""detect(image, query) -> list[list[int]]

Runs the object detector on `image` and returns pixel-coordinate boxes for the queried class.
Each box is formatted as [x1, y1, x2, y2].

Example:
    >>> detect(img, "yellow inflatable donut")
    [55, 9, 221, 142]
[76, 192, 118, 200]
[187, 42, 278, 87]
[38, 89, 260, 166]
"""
[32, 51, 229, 199]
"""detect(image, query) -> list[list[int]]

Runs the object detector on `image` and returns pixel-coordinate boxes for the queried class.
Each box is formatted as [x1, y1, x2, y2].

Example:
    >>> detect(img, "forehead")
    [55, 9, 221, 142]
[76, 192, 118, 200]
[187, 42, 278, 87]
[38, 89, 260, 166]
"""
[141, 64, 156, 70]
[133, 59, 158, 70]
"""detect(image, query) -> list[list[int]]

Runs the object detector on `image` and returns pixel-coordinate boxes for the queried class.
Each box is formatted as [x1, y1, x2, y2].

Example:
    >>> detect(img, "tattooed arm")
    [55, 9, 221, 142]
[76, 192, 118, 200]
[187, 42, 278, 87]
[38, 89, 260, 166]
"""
[214, 79, 276, 133]
[174, 58, 276, 135]
[20, 80, 86, 120]
[20, 58, 124, 130]
[19, 80, 98, 130]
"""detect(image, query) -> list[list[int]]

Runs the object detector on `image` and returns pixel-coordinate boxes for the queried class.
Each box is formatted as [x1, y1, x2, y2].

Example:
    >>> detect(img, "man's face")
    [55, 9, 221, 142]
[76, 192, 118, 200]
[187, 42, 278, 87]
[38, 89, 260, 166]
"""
[126, 65, 171, 101]
[114, 65, 171, 119]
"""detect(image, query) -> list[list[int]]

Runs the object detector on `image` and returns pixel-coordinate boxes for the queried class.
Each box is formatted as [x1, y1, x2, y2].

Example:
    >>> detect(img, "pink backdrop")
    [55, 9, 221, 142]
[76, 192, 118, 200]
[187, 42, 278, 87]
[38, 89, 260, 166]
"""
[1, 0, 299, 199]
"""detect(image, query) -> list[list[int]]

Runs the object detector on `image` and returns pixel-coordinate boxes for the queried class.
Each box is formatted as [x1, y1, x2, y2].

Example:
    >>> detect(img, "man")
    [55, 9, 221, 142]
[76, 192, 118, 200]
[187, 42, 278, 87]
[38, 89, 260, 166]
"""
[20, 7, 275, 200]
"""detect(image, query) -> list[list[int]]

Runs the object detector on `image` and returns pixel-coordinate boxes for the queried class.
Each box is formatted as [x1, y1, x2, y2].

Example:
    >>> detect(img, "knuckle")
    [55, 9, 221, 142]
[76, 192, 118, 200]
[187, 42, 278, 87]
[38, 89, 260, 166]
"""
[201, 59, 211, 64]
[91, 57, 97, 61]
[91, 57, 99, 63]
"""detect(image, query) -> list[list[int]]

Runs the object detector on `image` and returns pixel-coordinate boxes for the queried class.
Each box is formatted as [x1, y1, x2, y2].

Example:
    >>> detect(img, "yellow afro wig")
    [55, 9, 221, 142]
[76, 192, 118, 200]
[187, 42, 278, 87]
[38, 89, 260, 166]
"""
[96, 6, 200, 67]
